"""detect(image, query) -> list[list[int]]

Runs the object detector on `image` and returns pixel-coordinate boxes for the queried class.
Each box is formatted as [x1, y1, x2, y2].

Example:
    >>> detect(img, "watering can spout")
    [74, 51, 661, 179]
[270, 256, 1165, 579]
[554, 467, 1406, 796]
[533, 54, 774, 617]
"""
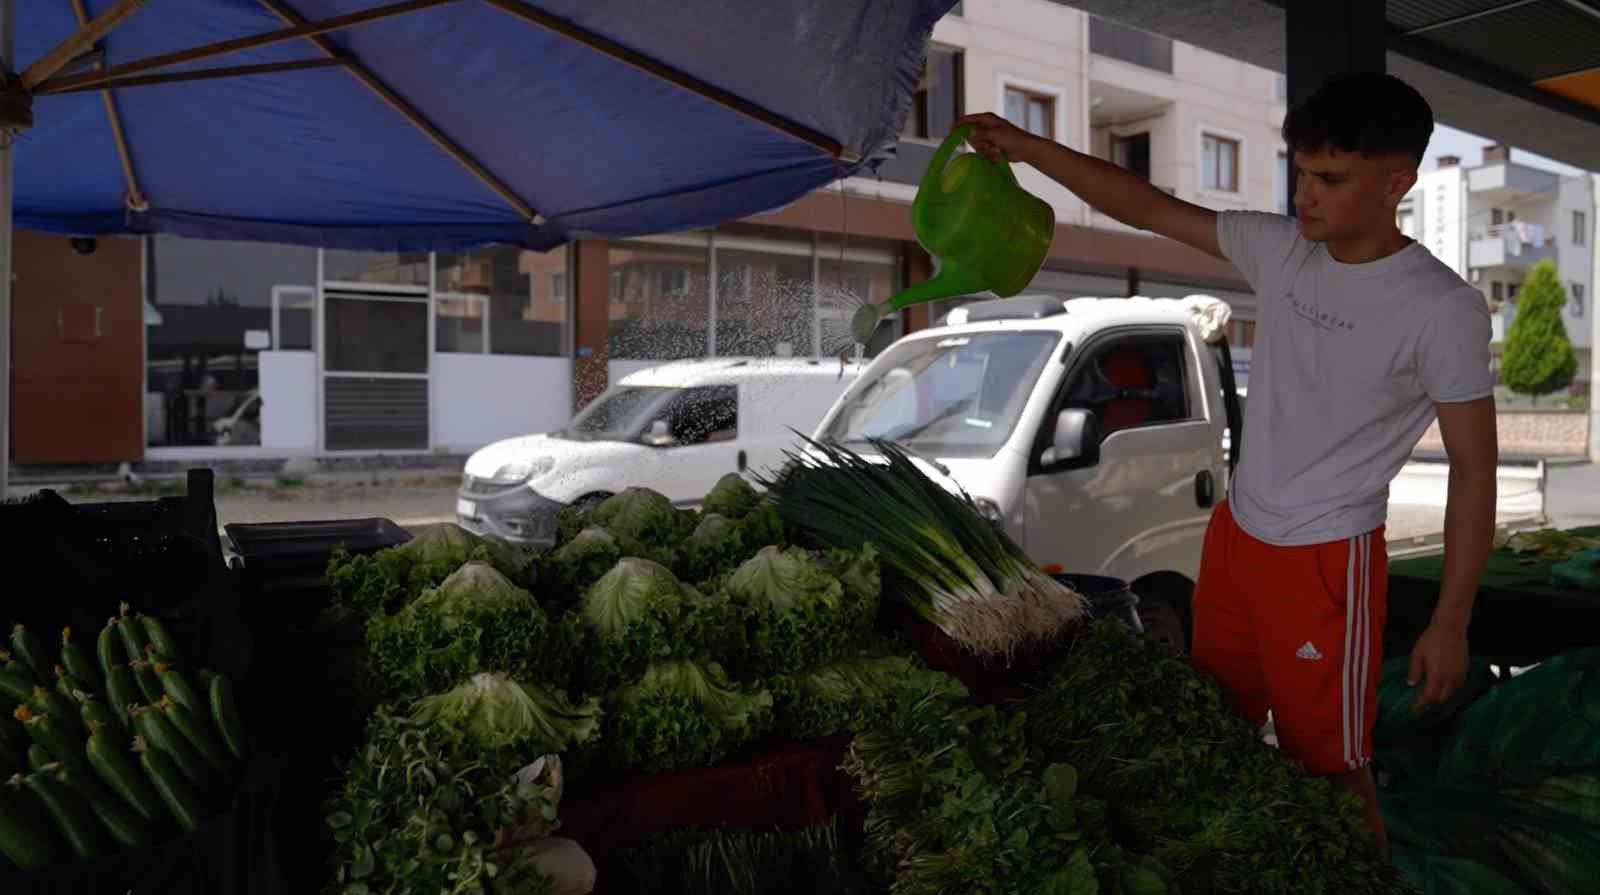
[849, 263, 988, 344]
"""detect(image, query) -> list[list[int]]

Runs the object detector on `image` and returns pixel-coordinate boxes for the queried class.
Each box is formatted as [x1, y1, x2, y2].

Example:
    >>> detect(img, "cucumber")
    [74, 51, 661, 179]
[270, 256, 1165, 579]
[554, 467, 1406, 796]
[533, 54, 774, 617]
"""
[81, 697, 129, 743]
[53, 665, 91, 704]
[0, 666, 36, 703]
[97, 621, 124, 682]
[9, 625, 50, 682]
[139, 746, 202, 832]
[89, 789, 150, 850]
[22, 712, 102, 800]
[27, 744, 53, 773]
[29, 687, 87, 741]
[0, 733, 21, 776]
[156, 663, 204, 716]
[140, 616, 183, 665]
[162, 699, 232, 777]
[0, 776, 65, 870]
[130, 660, 164, 705]
[23, 771, 111, 861]
[60, 628, 103, 697]
[209, 673, 247, 761]
[106, 665, 139, 725]
[87, 731, 164, 823]
[116, 602, 152, 666]
[131, 705, 211, 789]
[0, 712, 27, 756]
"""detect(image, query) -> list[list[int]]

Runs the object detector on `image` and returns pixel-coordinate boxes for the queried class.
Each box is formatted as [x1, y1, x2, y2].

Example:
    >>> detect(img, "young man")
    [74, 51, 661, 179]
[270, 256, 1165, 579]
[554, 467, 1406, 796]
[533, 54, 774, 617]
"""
[955, 73, 1498, 857]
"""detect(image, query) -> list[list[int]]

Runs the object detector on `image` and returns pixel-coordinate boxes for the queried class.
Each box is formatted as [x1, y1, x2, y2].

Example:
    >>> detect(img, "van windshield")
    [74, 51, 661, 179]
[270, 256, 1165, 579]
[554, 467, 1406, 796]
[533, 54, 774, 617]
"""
[559, 386, 680, 442]
[820, 330, 1061, 458]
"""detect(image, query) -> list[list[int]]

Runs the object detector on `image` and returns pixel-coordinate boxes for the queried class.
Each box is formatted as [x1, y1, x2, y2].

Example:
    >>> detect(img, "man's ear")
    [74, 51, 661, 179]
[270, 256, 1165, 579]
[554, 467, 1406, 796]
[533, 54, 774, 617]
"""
[1387, 162, 1419, 206]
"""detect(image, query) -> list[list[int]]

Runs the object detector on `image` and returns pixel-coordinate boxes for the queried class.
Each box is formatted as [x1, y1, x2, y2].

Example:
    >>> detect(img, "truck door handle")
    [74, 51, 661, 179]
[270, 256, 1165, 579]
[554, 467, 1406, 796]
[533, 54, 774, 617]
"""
[737, 450, 747, 471]
[1195, 470, 1215, 508]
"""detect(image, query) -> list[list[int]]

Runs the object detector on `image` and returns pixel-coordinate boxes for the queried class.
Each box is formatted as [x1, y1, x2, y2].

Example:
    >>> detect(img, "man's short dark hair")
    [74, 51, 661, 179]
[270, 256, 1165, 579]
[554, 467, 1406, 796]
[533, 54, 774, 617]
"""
[1281, 73, 1434, 166]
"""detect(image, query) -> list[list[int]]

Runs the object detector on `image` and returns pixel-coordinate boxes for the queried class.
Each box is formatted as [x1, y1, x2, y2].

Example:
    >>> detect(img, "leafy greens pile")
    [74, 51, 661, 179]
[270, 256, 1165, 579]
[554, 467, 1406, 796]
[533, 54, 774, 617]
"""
[1023, 618, 1403, 894]
[326, 673, 598, 895]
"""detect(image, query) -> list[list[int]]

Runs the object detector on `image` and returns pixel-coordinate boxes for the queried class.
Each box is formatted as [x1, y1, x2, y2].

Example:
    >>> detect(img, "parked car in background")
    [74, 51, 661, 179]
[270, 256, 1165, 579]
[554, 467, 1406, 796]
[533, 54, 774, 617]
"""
[457, 358, 862, 545]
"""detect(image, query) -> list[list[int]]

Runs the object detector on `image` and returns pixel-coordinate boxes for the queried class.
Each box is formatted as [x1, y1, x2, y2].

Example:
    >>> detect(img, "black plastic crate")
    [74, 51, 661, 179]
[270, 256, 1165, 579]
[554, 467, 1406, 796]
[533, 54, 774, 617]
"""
[224, 517, 411, 599]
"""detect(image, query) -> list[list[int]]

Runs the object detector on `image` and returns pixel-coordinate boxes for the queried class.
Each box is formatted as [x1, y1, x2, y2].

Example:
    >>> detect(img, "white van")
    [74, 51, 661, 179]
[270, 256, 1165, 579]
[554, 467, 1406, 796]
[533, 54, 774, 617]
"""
[456, 357, 862, 545]
[810, 294, 1243, 651]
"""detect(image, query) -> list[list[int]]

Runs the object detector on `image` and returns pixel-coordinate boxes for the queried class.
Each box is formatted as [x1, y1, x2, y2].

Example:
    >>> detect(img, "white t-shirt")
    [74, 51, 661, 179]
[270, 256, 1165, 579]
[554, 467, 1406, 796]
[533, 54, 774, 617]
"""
[1217, 211, 1495, 546]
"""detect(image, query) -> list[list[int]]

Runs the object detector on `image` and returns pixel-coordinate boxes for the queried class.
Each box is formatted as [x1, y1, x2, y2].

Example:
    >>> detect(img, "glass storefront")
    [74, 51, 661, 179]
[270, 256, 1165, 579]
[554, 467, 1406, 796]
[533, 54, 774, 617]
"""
[607, 227, 904, 361]
[145, 235, 316, 447]
[146, 237, 570, 450]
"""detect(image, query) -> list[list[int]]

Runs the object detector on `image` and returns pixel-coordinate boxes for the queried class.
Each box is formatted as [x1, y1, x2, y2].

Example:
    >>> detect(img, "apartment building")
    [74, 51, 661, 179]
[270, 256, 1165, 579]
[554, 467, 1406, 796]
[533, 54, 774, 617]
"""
[1400, 145, 1598, 395]
[16, 1, 1293, 465]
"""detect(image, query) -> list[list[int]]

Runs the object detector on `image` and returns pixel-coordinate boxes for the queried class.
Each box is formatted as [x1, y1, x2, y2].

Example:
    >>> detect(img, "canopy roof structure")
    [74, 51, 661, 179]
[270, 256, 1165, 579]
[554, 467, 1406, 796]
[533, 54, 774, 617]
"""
[1061, 0, 1600, 173]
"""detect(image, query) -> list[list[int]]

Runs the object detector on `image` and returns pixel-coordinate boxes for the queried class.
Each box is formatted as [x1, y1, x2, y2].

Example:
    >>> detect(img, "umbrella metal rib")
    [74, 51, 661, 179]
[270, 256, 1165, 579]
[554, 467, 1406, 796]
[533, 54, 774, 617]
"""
[35, 0, 457, 95]
[254, 0, 540, 224]
[20, 0, 144, 90]
[65, 0, 146, 214]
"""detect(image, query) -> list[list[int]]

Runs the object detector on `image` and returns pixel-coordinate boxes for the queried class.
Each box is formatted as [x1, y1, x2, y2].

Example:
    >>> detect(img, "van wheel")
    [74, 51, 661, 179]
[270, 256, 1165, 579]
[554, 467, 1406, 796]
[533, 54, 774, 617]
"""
[1138, 600, 1189, 655]
[1133, 575, 1193, 654]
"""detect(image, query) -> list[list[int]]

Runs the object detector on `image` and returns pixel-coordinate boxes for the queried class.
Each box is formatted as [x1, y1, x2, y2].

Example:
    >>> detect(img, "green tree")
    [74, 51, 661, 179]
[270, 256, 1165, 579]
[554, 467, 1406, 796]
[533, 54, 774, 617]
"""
[1500, 259, 1577, 405]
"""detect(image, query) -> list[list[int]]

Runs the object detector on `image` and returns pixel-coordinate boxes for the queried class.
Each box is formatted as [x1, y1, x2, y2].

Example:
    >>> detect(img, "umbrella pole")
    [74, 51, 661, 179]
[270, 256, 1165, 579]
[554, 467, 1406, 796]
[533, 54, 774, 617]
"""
[0, 0, 12, 501]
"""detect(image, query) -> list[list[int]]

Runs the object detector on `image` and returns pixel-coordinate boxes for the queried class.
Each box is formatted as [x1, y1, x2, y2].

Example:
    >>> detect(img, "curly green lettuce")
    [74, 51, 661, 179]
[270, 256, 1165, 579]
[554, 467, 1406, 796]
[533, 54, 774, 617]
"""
[604, 659, 774, 773]
[701, 473, 763, 520]
[365, 561, 577, 702]
[590, 488, 695, 567]
[720, 545, 881, 677]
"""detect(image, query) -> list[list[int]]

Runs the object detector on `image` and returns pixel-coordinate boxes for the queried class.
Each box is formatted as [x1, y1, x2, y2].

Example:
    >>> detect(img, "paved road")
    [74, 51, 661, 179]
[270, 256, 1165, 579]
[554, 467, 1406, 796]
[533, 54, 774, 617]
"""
[51, 460, 1600, 543]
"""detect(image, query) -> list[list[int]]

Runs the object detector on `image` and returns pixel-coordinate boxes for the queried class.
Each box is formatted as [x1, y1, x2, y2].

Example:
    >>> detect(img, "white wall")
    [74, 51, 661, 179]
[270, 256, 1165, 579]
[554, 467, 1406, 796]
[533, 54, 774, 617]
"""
[259, 351, 317, 450]
[431, 354, 573, 452]
[1416, 168, 1467, 275]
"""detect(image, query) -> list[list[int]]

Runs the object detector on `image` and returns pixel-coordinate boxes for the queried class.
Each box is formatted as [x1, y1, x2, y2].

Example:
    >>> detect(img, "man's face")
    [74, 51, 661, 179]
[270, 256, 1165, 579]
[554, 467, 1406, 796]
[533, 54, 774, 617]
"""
[1291, 146, 1417, 243]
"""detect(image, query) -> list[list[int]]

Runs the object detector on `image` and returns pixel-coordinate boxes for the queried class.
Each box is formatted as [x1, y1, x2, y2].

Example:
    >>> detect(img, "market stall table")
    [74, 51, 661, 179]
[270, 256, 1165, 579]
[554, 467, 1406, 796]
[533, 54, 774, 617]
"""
[1385, 526, 1600, 666]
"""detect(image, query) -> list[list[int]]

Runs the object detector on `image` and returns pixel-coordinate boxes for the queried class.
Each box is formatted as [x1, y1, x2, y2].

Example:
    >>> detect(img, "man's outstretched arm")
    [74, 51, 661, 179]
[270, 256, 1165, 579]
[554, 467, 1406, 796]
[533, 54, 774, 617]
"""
[956, 112, 1224, 259]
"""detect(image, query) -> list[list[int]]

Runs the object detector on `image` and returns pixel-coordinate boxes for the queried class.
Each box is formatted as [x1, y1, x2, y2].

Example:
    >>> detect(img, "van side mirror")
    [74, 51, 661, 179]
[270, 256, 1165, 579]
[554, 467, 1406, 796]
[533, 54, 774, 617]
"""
[1041, 408, 1098, 466]
[644, 419, 675, 447]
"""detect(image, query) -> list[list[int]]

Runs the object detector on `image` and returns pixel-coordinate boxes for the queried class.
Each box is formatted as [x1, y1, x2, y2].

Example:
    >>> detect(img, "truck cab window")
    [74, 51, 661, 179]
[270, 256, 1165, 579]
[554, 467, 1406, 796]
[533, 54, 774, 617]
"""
[1063, 334, 1191, 440]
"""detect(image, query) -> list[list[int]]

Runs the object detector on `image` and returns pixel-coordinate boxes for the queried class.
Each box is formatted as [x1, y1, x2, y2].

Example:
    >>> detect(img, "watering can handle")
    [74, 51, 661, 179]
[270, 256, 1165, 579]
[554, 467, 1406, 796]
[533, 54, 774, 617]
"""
[914, 125, 970, 239]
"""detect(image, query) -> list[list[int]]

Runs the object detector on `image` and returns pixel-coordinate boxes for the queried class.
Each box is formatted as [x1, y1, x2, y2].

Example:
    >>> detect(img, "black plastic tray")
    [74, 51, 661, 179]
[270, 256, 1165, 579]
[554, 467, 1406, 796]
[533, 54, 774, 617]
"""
[225, 517, 412, 591]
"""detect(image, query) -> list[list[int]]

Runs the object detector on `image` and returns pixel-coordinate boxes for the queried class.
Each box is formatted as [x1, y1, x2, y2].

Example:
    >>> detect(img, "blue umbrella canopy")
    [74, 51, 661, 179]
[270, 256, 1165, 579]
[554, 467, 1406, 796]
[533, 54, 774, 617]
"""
[13, 0, 954, 250]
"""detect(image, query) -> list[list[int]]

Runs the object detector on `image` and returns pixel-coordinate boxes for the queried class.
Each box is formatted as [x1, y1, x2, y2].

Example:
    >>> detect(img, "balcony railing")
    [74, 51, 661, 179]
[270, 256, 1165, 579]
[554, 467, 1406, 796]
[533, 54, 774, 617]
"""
[1089, 16, 1174, 73]
[1468, 224, 1557, 270]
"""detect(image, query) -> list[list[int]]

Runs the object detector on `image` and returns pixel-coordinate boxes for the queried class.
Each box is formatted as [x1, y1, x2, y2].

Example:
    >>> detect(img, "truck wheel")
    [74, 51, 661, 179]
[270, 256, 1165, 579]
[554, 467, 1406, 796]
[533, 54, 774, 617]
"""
[1138, 598, 1189, 655]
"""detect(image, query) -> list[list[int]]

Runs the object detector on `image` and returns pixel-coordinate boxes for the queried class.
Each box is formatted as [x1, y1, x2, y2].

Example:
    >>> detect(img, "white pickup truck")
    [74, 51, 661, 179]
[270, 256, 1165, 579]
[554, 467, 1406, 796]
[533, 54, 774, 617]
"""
[813, 293, 1549, 651]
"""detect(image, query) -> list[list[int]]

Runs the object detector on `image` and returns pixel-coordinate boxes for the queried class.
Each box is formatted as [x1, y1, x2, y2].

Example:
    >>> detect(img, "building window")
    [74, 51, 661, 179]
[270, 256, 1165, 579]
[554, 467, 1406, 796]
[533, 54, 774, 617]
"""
[1088, 15, 1173, 73]
[551, 273, 566, 304]
[435, 294, 487, 354]
[1202, 134, 1240, 193]
[144, 235, 317, 448]
[1576, 211, 1588, 246]
[608, 237, 712, 361]
[1491, 281, 1504, 304]
[1574, 283, 1586, 317]
[435, 246, 568, 357]
[1112, 133, 1151, 180]
[1004, 88, 1055, 140]
[904, 46, 963, 140]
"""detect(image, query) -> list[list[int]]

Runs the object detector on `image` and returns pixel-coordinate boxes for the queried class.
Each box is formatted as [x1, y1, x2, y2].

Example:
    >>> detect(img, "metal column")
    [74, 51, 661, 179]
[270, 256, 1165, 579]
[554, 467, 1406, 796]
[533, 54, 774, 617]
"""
[1285, 0, 1387, 213]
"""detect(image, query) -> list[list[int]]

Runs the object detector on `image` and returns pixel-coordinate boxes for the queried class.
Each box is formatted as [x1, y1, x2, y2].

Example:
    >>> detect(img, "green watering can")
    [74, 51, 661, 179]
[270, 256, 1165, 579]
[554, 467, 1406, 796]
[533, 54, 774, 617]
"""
[850, 123, 1055, 343]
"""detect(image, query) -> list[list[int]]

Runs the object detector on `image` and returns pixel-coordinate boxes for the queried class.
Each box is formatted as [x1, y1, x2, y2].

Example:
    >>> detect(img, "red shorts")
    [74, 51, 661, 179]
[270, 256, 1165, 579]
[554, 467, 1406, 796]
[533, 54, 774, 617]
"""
[1190, 500, 1387, 776]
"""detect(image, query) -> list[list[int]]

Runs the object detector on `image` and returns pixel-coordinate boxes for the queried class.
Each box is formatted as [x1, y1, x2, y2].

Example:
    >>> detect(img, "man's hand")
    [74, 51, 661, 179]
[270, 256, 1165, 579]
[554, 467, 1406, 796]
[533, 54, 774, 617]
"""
[1407, 618, 1470, 711]
[954, 112, 1044, 164]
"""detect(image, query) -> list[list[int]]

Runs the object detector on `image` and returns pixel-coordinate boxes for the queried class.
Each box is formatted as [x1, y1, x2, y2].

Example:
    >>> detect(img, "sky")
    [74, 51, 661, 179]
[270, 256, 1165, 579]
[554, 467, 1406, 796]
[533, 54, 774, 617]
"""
[1423, 124, 1589, 177]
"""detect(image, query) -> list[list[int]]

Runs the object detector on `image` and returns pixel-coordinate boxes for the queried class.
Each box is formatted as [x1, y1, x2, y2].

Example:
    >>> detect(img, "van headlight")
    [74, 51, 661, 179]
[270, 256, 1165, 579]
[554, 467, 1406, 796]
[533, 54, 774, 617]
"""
[973, 498, 1004, 527]
[490, 457, 553, 485]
